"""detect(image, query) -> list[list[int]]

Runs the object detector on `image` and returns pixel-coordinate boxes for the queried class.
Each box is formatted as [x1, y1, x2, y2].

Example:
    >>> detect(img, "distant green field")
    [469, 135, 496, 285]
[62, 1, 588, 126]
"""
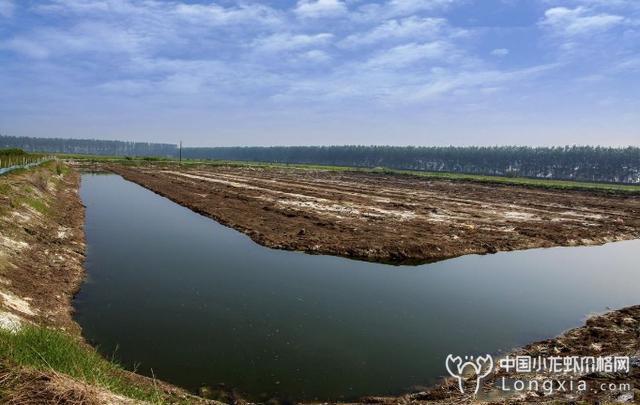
[59, 153, 640, 194]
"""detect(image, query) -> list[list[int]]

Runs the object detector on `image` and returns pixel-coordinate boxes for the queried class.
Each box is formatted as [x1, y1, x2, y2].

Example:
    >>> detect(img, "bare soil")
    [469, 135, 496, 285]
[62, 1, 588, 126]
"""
[0, 164, 85, 333]
[363, 306, 640, 404]
[110, 164, 640, 264]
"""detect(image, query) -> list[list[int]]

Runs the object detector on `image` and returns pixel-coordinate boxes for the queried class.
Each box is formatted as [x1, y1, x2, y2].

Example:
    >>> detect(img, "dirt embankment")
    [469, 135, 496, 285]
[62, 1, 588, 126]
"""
[0, 164, 85, 333]
[0, 163, 214, 404]
[364, 306, 640, 404]
[110, 164, 640, 264]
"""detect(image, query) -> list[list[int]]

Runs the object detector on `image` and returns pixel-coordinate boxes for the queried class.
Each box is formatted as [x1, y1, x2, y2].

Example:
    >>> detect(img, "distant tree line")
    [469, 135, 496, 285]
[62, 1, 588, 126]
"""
[184, 145, 640, 184]
[0, 148, 26, 156]
[0, 135, 177, 157]
[2, 135, 638, 183]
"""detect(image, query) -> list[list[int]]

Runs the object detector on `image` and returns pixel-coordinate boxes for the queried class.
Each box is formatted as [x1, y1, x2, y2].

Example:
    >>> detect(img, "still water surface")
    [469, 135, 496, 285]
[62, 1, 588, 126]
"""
[75, 174, 640, 401]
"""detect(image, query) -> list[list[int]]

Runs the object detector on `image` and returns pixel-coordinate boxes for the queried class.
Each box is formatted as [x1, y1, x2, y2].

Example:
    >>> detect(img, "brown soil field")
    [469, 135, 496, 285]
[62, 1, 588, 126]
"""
[110, 164, 640, 264]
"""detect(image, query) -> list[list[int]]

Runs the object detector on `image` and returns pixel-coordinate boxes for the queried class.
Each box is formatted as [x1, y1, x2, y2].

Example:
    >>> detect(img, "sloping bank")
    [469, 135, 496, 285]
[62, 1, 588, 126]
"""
[363, 306, 639, 404]
[0, 162, 215, 404]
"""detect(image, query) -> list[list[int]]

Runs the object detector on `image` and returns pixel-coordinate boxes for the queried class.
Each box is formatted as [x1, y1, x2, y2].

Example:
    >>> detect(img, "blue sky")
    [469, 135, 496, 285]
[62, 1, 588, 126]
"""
[0, 0, 638, 146]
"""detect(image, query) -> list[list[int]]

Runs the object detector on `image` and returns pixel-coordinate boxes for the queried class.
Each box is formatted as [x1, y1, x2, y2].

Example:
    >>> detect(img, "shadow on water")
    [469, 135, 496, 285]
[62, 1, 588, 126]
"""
[74, 173, 640, 402]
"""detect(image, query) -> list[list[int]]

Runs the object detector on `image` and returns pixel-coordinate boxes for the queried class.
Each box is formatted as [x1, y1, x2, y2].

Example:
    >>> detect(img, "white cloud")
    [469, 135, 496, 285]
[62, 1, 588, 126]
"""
[271, 58, 559, 107]
[340, 16, 453, 47]
[173, 3, 283, 27]
[295, 0, 347, 18]
[491, 48, 510, 57]
[299, 50, 332, 63]
[36, 0, 284, 27]
[541, 6, 624, 36]
[543, 0, 640, 10]
[0, 0, 14, 18]
[615, 57, 640, 72]
[353, 0, 459, 22]
[34, 0, 133, 15]
[0, 38, 49, 58]
[252, 33, 334, 53]
[364, 41, 455, 69]
[397, 64, 558, 103]
[1, 22, 147, 60]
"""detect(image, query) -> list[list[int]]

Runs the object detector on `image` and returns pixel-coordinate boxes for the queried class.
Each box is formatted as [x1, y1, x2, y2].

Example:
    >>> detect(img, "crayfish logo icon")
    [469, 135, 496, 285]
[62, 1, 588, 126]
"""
[445, 354, 494, 395]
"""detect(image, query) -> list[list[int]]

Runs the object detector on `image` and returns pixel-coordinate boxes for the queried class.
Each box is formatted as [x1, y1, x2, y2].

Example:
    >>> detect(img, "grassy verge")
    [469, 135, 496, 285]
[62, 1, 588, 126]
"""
[62, 153, 640, 194]
[0, 326, 163, 403]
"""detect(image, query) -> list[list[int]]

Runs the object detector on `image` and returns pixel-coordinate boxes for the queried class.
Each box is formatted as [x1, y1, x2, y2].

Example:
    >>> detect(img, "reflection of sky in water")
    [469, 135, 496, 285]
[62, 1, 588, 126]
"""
[76, 174, 640, 402]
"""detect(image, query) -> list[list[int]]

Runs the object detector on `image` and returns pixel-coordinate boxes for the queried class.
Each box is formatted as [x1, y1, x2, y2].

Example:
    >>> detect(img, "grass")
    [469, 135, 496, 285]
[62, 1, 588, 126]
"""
[15, 196, 49, 216]
[0, 326, 164, 403]
[61, 153, 640, 195]
[1, 163, 58, 217]
[0, 183, 10, 195]
[55, 161, 68, 176]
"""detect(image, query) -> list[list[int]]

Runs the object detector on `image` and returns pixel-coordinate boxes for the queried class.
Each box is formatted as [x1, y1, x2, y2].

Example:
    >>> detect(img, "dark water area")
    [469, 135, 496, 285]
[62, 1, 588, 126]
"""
[75, 173, 640, 402]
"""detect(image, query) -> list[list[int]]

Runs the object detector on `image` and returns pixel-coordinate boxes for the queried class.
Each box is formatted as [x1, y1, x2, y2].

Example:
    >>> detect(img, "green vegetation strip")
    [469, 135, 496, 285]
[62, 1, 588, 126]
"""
[0, 326, 163, 403]
[62, 153, 640, 194]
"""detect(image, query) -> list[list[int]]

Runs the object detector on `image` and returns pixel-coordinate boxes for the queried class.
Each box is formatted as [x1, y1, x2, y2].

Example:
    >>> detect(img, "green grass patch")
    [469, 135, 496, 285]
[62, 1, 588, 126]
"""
[0, 326, 164, 403]
[13, 196, 49, 216]
[0, 183, 10, 195]
[54, 161, 69, 176]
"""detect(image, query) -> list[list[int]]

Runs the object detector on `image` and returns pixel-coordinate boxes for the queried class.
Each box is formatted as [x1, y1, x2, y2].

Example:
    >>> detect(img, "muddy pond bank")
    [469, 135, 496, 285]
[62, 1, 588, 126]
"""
[109, 164, 640, 264]
[76, 173, 640, 403]
[0, 163, 213, 404]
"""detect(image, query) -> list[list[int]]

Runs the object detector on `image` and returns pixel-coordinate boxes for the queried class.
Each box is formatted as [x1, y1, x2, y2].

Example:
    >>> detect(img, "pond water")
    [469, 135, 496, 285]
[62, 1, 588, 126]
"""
[75, 174, 640, 402]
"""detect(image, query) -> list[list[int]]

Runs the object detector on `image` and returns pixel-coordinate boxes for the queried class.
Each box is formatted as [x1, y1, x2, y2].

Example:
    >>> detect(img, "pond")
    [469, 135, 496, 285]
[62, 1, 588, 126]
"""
[74, 173, 640, 402]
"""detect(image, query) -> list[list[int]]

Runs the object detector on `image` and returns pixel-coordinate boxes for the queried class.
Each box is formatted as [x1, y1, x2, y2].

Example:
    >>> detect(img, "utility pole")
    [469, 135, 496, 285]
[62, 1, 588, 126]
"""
[179, 140, 182, 165]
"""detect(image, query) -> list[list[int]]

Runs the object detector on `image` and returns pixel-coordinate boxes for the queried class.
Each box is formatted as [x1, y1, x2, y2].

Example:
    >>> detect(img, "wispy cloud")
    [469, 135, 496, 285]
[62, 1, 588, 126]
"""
[363, 41, 457, 69]
[0, 38, 49, 58]
[295, 0, 347, 18]
[339, 16, 459, 48]
[0, 0, 14, 18]
[252, 33, 334, 53]
[491, 48, 509, 57]
[541, 6, 624, 36]
[352, 0, 459, 22]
